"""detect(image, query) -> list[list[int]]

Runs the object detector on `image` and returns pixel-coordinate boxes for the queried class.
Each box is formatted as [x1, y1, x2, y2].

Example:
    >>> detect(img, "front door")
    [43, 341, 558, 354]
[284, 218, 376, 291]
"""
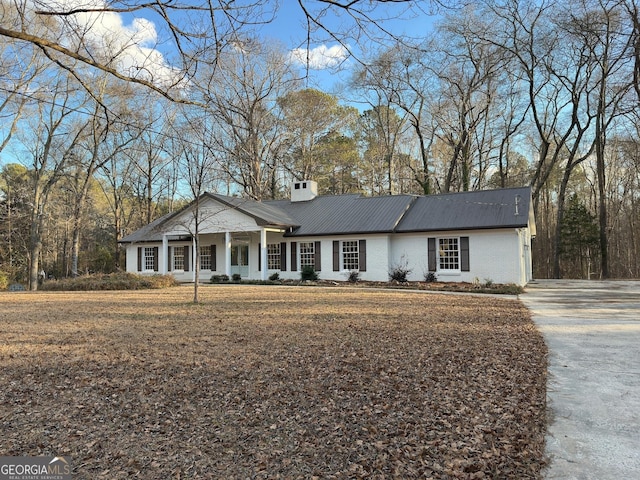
[231, 244, 249, 278]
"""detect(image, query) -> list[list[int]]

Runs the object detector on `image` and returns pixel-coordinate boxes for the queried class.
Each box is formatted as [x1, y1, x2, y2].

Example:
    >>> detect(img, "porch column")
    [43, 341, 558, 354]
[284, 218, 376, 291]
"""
[225, 231, 232, 277]
[161, 234, 168, 274]
[192, 236, 197, 282]
[260, 228, 268, 281]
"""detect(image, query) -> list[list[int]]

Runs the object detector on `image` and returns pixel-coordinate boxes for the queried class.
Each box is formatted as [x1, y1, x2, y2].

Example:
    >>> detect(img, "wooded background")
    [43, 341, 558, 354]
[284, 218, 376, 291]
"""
[1, 0, 639, 289]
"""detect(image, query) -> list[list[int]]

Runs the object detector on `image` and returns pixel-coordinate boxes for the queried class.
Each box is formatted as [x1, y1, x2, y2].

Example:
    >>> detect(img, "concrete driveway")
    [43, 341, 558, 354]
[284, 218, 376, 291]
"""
[521, 280, 640, 479]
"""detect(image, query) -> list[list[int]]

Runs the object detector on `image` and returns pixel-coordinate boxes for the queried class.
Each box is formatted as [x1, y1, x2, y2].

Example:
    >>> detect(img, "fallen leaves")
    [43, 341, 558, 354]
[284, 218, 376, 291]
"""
[0, 286, 547, 479]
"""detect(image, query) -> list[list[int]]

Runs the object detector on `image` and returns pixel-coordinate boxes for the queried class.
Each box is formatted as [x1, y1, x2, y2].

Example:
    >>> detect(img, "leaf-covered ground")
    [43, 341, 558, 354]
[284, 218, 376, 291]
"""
[0, 286, 547, 479]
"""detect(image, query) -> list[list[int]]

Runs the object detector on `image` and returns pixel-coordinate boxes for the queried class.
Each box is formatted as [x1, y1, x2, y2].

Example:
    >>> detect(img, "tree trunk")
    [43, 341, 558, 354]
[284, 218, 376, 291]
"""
[552, 165, 573, 278]
[28, 204, 43, 291]
[596, 138, 609, 278]
[70, 191, 88, 277]
[114, 202, 122, 270]
[193, 235, 199, 304]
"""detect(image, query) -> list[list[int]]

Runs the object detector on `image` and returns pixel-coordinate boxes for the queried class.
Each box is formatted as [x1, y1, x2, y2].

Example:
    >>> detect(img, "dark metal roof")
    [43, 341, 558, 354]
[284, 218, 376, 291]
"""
[394, 187, 533, 232]
[265, 194, 416, 236]
[119, 193, 298, 243]
[208, 193, 298, 227]
[120, 187, 534, 243]
[119, 211, 174, 243]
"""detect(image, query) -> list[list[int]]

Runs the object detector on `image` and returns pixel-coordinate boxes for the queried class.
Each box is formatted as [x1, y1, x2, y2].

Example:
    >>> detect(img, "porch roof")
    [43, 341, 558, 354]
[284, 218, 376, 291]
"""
[119, 193, 298, 243]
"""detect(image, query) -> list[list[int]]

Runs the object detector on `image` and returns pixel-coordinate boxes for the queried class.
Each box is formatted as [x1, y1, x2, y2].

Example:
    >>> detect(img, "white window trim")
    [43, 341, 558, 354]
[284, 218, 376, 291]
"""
[143, 247, 155, 272]
[200, 245, 212, 271]
[173, 247, 185, 272]
[341, 240, 359, 271]
[437, 237, 461, 273]
[267, 243, 281, 270]
[299, 241, 315, 268]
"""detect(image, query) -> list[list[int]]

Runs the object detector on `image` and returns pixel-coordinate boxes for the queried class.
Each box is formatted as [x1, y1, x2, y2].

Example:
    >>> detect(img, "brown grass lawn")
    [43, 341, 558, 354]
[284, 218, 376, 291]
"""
[0, 286, 547, 479]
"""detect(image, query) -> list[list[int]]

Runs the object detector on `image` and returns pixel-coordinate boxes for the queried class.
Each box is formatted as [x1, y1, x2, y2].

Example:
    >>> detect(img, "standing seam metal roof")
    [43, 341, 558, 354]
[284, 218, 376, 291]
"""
[119, 187, 533, 243]
[265, 194, 416, 236]
[394, 187, 532, 232]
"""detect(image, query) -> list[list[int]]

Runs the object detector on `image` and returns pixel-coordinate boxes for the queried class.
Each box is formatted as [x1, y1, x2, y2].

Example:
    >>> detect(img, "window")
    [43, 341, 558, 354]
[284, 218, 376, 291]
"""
[200, 245, 211, 270]
[173, 247, 185, 270]
[438, 237, 460, 271]
[333, 240, 366, 272]
[299, 242, 315, 268]
[267, 244, 281, 269]
[342, 241, 359, 270]
[144, 247, 155, 271]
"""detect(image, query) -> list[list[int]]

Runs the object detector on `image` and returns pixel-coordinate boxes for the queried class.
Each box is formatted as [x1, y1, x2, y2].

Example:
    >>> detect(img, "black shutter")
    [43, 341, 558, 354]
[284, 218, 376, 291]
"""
[291, 242, 297, 271]
[168, 247, 172, 272]
[359, 240, 367, 272]
[184, 245, 189, 272]
[153, 247, 159, 272]
[137, 247, 142, 271]
[314, 241, 321, 271]
[460, 236, 470, 272]
[333, 241, 340, 271]
[258, 243, 261, 271]
[212, 245, 217, 271]
[428, 238, 436, 272]
[280, 242, 287, 271]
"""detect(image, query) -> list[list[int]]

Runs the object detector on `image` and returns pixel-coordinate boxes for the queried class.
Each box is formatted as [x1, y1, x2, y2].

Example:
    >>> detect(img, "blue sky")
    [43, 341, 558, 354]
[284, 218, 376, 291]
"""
[256, 2, 439, 92]
[0, 2, 440, 168]
[110, 1, 440, 93]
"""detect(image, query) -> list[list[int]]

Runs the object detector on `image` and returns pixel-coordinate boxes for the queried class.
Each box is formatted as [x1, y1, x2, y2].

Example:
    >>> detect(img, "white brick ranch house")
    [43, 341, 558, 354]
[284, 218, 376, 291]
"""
[119, 182, 536, 286]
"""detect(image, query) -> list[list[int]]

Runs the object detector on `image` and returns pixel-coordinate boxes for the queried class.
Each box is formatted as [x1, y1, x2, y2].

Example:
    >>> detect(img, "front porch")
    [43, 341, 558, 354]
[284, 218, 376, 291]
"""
[156, 227, 288, 282]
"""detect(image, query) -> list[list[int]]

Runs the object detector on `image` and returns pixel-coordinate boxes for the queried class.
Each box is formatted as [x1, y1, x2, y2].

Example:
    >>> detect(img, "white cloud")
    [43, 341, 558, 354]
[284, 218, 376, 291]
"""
[37, 0, 182, 88]
[289, 44, 350, 70]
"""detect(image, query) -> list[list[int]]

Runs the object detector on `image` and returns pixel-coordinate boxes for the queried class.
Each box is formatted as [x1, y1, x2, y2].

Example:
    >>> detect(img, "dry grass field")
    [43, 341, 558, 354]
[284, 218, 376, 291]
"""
[0, 286, 547, 479]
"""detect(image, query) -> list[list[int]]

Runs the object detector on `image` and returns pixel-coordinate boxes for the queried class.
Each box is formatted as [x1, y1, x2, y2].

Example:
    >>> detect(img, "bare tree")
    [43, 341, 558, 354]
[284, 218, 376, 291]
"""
[0, 1, 450, 103]
[67, 79, 141, 277]
[200, 40, 297, 200]
[169, 112, 222, 303]
[352, 47, 432, 195]
[17, 72, 89, 289]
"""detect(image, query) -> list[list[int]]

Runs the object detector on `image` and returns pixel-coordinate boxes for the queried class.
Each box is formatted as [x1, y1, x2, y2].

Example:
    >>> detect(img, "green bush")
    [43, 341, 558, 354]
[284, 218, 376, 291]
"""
[210, 274, 230, 283]
[40, 272, 178, 291]
[300, 265, 319, 281]
[268, 272, 280, 281]
[231, 273, 242, 282]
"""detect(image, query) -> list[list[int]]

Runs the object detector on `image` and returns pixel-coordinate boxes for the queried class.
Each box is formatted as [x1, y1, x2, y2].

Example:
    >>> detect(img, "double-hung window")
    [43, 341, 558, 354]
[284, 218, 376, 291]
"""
[299, 242, 315, 268]
[173, 247, 185, 271]
[429, 236, 469, 273]
[342, 240, 359, 271]
[267, 244, 281, 269]
[144, 247, 156, 271]
[200, 245, 212, 270]
[438, 237, 460, 271]
[333, 240, 366, 272]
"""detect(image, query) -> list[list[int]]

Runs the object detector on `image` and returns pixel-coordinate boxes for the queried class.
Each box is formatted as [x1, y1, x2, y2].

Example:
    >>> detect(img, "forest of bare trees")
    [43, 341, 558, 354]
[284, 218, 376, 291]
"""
[1, 0, 639, 289]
